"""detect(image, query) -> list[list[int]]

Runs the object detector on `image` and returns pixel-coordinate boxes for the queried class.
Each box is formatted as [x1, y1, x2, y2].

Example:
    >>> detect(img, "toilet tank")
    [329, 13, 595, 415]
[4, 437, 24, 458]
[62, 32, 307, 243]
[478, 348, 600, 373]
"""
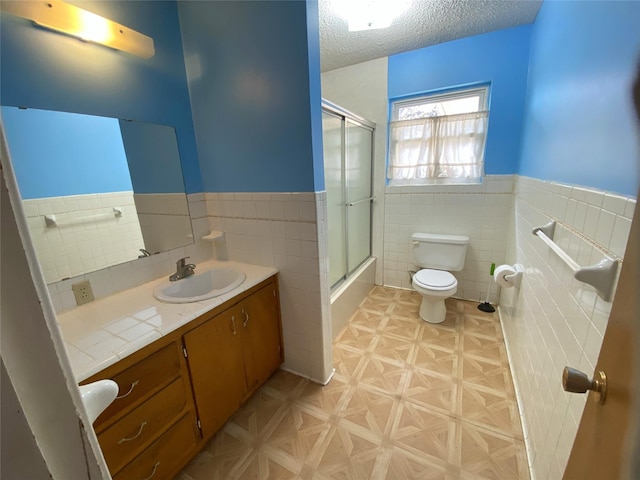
[411, 233, 469, 271]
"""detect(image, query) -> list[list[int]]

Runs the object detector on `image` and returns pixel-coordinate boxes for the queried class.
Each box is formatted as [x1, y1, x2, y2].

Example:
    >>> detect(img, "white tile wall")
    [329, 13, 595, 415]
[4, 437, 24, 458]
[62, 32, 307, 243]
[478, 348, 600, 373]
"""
[205, 191, 333, 384]
[23, 192, 145, 283]
[383, 175, 514, 303]
[499, 176, 636, 480]
[134, 193, 193, 254]
[47, 193, 212, 313]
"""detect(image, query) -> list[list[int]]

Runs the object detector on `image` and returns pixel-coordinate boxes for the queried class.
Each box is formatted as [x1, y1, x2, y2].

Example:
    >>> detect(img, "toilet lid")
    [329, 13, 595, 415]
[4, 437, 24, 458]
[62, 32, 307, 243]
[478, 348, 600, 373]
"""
[414, 269, 456, 289]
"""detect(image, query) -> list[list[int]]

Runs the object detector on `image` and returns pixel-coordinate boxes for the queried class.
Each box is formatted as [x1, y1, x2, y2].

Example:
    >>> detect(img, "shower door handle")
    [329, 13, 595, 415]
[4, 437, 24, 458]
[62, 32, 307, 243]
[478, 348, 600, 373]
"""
[347, 196, 375, 207]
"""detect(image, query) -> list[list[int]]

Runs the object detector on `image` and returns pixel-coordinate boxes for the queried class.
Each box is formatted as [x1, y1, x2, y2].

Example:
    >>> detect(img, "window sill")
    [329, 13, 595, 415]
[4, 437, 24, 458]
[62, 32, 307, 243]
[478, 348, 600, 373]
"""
[385, 174, 514, 194]
[386, 183, 483, 194]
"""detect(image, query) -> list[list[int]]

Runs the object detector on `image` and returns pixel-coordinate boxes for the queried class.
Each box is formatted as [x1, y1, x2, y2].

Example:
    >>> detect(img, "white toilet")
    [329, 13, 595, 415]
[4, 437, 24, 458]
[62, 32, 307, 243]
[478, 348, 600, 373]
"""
[411, 233, 469, 324]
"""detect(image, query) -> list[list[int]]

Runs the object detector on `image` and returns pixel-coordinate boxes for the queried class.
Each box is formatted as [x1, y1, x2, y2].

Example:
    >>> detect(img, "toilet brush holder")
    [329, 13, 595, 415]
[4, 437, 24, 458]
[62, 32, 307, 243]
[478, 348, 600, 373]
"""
[478, 263, 496, 313]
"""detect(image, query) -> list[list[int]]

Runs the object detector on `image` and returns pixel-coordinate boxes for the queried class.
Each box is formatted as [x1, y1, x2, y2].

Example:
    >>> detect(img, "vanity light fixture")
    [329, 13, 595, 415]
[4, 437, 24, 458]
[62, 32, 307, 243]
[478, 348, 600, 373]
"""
[0, 0, 155, 59]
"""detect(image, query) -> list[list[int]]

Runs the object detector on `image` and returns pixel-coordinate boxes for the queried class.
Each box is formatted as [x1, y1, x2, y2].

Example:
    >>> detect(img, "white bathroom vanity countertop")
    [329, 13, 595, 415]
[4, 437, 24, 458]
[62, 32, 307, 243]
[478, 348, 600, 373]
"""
[56, 260, 278, 382]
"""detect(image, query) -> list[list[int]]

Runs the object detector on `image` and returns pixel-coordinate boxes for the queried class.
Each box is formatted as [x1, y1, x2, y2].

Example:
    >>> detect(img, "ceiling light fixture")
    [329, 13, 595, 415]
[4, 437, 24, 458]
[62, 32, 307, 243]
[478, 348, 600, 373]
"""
[0, 0, 155, 59]
[331, 0, 410, 32]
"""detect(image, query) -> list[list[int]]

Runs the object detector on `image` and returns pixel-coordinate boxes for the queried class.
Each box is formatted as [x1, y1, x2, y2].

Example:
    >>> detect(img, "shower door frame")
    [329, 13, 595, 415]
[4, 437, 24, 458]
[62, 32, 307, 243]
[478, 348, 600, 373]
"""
[322, 100, 376, 290]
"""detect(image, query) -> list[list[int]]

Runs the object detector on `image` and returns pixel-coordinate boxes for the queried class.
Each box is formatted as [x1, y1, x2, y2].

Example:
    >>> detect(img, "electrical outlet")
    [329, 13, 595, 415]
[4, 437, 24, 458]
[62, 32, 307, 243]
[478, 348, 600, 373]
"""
[72, 280, 95, 306]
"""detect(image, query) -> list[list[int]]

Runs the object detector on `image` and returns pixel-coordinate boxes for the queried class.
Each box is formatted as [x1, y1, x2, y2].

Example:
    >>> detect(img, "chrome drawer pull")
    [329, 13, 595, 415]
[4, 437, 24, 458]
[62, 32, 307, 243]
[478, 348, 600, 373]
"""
[117, 421, 147, 444]
[116, 380, 139, 399]
[242, 308, 249, 327]
[140, 462, 160, 480]
[231, 315, 237, 335]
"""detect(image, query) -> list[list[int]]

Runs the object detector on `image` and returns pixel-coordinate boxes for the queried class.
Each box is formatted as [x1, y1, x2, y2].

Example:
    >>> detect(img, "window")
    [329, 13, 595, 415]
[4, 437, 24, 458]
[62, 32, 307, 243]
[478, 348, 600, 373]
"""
[387, 87, 489, 186]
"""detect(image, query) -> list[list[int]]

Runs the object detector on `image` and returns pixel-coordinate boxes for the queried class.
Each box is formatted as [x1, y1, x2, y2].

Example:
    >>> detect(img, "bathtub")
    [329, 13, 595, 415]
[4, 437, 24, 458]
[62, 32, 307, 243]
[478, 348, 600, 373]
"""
[330, 257, 376, 339]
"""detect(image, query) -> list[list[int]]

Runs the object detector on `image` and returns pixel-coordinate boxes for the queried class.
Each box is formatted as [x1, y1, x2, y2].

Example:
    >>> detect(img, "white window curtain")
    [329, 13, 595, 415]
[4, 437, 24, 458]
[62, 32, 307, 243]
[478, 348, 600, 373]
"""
[387, 111, 489, 185]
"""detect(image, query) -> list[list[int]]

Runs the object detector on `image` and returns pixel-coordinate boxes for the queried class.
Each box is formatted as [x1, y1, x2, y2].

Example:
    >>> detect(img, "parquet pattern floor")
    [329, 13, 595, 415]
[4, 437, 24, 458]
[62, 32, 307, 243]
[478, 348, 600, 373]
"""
[177, 286, 529, 480]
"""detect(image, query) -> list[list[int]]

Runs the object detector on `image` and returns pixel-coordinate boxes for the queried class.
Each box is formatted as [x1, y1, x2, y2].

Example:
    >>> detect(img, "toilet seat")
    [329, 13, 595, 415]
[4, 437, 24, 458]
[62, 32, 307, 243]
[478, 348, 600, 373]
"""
[414, 269, 456, 291]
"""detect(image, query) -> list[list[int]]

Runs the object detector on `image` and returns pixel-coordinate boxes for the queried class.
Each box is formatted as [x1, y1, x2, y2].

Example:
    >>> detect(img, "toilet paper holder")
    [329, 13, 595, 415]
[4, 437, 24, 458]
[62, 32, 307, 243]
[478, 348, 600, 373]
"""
[504, 264, 523, 288]
[494, 264, 523, 289]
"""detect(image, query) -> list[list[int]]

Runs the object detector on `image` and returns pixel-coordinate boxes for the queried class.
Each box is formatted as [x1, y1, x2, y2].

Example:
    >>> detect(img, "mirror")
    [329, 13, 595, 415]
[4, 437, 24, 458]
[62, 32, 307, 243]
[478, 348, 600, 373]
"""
[1, 106, 194, 284]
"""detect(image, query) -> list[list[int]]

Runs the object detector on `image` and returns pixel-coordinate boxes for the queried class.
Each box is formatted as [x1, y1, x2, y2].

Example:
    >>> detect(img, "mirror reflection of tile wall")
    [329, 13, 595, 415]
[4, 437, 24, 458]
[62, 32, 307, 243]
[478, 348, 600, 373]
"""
[22, 192, 144, 283]
[134, 193, 194, 253]
[2, 106, 193, 283]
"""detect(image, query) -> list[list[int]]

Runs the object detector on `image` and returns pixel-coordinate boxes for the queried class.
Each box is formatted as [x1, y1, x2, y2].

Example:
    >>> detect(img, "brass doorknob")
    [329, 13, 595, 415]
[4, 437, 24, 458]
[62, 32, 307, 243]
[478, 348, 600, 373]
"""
[562, 367, 607, 405]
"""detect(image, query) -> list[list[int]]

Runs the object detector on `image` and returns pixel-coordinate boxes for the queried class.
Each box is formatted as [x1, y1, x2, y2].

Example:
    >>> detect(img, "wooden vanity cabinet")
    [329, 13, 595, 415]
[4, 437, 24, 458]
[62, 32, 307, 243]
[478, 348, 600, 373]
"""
[183, 280, 284, 440]
[81, 275, 283, 479]
[83, 337, 199, 480]
[183, 306, 247, 438]
[112, 411, 199, 480]
[238, 281, 283, 392]
[92, 342, 183, 426]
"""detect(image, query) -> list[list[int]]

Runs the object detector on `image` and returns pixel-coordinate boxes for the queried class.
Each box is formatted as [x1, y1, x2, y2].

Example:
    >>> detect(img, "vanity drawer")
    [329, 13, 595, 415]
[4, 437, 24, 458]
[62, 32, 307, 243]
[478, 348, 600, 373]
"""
[99, 376, 190, 475]
[114, 411, 199, 480]
[95, 342, 182, 426]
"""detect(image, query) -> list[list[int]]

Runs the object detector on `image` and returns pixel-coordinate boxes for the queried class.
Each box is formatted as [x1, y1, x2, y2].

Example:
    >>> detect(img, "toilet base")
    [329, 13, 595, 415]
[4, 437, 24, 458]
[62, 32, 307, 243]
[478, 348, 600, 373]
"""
[418, 296, 447, 324]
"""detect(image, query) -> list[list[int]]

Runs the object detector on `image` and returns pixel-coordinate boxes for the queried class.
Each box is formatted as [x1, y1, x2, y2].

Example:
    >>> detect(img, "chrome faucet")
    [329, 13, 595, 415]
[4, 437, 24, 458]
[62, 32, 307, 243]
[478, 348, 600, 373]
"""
[170, 257, 196, 281]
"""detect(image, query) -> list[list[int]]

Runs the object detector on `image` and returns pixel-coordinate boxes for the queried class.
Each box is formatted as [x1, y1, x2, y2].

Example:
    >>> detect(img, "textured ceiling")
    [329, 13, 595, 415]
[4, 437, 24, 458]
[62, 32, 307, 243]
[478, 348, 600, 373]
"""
[319, 0, 542, 72]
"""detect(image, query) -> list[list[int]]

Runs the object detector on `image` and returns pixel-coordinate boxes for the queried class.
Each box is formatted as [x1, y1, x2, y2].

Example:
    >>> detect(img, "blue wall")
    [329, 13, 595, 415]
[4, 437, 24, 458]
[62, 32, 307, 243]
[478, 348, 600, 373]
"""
[2, 107, 132, 199]
[306, 0, 326, 192]
[0, 1, 202, 193]
[178, 0, 323, 192]
[388, 26, 532, 175]
[519, 1, 640, 197]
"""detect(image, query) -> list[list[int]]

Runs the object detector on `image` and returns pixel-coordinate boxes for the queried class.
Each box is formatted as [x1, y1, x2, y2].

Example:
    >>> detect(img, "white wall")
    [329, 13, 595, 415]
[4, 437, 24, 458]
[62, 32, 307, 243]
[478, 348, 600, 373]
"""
[321, 58, 388, 285]
[1, 360, 51, 480]
[1, 149, 108, 479]
[500, 176, 636, 479]
[205, 192, 333, 384]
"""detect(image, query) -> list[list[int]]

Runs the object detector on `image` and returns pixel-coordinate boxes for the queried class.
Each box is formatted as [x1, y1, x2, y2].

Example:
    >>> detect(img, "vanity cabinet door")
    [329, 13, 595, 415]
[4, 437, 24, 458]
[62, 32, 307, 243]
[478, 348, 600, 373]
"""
[183, 307, 247, 439]
[239, 282, 283, 392]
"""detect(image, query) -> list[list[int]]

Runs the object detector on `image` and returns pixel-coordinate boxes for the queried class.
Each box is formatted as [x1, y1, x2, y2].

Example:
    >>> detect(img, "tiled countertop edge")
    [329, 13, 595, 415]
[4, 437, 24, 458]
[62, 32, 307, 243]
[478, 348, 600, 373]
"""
[57, 260, 278, 382]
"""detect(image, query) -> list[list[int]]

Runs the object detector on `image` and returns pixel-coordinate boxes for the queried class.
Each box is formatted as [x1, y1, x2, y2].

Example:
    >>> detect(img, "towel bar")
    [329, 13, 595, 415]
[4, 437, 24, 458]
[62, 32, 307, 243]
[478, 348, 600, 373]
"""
[532, 221, 618, 301]
[44, 207, 122, 227]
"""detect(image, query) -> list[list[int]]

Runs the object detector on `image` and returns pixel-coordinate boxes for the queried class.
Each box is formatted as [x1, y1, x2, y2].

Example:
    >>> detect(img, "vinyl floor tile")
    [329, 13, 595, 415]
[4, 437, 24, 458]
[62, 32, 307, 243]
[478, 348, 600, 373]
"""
[179, 287, 528, 480]
[411, 342, 459, 377]
[457, 422, 529, 479]
[457, 383, 524, 439]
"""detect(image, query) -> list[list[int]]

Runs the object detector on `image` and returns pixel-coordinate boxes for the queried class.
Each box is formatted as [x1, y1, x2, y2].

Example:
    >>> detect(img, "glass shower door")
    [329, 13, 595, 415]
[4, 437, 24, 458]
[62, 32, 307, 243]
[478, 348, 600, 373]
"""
[322, 111, 347, 286]
[322, 103, 374, 289]
[346, 121, 373, 273]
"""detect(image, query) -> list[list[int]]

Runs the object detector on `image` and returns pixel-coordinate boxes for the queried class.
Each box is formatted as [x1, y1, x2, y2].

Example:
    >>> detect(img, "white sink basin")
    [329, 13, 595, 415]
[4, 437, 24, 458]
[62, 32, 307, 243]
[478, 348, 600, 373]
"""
[153, 268, 246, 303]
[79, 379, 118, 424]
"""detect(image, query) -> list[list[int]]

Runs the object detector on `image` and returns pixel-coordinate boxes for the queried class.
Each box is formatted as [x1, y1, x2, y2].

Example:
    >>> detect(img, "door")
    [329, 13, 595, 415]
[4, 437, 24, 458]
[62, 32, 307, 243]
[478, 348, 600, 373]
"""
[183, 308, 247, 438]
[322, 103, 375, 288]
[563, 198, 639, 478]
[322, 111, 347, 286]
[240, 283, 282, 391]
[345, 119, 373, 273]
